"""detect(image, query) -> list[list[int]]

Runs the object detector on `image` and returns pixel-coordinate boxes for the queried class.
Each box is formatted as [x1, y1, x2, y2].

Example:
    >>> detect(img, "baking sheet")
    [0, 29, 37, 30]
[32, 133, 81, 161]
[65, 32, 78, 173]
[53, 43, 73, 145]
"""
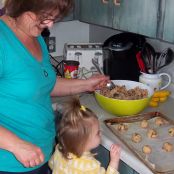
[104, 112, 174, 174]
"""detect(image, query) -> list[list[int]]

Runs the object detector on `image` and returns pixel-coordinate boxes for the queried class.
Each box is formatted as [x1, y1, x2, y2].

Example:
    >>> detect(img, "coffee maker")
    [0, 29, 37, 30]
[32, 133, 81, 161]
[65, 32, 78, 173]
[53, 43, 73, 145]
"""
[103, 32, 146, 81]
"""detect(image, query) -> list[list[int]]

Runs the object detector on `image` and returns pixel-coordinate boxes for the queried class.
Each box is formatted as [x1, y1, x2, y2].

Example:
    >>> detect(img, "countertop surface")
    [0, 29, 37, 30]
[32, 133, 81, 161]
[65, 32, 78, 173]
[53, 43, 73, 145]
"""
[52, 93, 174, 174]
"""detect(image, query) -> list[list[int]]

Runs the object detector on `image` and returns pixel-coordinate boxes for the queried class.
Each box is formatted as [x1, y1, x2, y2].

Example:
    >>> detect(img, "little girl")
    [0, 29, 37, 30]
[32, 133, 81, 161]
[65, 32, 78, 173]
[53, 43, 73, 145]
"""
[49, 97, 121, 174]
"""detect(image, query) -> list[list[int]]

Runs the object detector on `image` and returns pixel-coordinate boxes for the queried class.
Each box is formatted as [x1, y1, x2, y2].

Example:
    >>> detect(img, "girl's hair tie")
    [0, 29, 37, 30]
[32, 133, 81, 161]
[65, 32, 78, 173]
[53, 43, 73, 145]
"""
[80, 105, 86, 111]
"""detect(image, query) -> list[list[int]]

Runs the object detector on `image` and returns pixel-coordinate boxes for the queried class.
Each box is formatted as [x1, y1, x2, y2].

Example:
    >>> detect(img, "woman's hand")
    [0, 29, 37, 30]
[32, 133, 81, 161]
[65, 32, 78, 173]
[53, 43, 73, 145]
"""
[86, 74, 109, 92]
[109, 144, 121, 170]
[0, 126, 45, 168]
[51, 74, 109, 96]
[12, 140, 44, 168]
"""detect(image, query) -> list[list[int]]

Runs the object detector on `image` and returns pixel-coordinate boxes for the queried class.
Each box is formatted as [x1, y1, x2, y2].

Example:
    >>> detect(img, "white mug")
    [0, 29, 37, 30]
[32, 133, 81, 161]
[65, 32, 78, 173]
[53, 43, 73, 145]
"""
[139, 72, 171, 91]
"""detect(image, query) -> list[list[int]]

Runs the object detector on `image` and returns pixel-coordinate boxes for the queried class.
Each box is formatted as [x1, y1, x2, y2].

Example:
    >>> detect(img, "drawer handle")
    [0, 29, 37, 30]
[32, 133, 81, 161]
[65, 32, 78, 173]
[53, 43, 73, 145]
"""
[102, 0, 109, 4]
[113, 0, 121, 6]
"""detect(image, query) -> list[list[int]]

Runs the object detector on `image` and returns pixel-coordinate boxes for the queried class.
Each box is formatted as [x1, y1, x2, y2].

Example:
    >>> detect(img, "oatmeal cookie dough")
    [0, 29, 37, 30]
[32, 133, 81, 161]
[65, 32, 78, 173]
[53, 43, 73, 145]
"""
[143, 145, 152, 154]
[155, 117, 167, 126]
[168, 127, 174, 137]
[132, 133, 142, 143]
[162, 142, 173, 152]
[140, 120, 148, 128]
[116, 123, 128, 132]
[147, 129, 158, 138]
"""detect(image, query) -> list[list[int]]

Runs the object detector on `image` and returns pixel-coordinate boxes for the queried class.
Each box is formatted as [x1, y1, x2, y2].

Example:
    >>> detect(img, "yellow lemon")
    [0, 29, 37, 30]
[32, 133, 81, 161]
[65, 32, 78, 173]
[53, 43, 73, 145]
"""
[159, 97, 167, 102]
[153, 90, 171, 98]
[149, 101, 158, 107]
[151, 97, 160, 102]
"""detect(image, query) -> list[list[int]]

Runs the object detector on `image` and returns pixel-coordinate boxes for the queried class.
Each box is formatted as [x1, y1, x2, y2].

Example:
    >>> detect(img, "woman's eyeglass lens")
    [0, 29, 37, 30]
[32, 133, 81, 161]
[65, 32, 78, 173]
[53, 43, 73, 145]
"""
[39, 18, 60, 25]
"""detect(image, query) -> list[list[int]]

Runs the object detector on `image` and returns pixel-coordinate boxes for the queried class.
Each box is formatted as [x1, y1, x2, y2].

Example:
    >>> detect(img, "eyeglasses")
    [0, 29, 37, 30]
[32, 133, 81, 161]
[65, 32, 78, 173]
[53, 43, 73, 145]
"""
[39, 17, 60, 25]
[38, 12, 61, 25]
[28, 12, 61, 26]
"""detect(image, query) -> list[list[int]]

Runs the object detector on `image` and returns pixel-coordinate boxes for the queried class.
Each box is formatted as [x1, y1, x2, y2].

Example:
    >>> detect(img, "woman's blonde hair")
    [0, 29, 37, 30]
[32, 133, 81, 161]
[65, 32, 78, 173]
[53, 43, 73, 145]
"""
[58, 96, 98, 159]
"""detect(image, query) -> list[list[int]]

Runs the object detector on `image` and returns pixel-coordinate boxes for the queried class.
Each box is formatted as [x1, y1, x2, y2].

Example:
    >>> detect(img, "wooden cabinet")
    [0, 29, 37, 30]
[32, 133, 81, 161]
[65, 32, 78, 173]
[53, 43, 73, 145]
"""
[112, 0, 160, 38]
[159, 0, 174, 43]
[78, 0, 113, 27]
[78, 0, 160, 38]
[61, 0, 79, 21]
[77, 0, 174, 42]
[62, 11, 74, 22]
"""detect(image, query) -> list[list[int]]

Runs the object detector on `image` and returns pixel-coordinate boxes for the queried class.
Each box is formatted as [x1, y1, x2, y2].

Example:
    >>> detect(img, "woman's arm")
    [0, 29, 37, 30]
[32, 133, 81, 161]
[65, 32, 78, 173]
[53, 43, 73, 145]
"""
[0, 126, 44, 168]
[51, 74, 109, 97]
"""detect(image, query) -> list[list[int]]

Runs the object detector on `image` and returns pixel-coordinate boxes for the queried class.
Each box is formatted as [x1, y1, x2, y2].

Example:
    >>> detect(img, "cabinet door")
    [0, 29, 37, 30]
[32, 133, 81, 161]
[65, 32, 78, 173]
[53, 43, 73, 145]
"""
[112, 0, 160, 38]
[161, 0, 174, 43]
[94, 145, 139, 174]
[61, 11, 74, 21]
[119, 161, 135, 174]
[61, 0, 79, 21]
[78, 0, 113, 27]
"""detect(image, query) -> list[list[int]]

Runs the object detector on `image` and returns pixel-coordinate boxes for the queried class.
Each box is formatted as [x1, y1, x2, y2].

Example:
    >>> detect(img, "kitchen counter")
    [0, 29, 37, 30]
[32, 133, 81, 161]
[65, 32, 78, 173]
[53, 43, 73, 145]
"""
[52, 93, 174, 174]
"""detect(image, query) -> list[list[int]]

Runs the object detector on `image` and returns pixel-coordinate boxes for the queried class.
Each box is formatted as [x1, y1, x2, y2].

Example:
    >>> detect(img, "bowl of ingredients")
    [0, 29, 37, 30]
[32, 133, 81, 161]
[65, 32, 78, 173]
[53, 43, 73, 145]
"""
[95, 80, 154, 116]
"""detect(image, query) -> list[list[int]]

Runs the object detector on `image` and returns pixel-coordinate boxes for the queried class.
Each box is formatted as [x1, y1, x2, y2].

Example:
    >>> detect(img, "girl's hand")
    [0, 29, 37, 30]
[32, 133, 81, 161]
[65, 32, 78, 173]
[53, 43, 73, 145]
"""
[12, 140, 44, 168]
[109, 144, 121, 170]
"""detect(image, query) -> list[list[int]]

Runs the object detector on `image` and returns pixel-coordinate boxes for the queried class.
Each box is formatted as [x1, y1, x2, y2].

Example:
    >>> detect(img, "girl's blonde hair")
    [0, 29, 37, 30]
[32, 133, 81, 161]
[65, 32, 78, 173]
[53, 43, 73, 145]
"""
[58, 96, 98, 159]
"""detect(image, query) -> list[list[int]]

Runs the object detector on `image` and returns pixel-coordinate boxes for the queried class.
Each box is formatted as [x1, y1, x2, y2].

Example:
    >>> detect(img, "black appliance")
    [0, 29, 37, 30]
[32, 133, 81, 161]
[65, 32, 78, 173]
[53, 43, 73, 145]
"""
[41, 28, 50, 49]
[103, 32, 146, 81]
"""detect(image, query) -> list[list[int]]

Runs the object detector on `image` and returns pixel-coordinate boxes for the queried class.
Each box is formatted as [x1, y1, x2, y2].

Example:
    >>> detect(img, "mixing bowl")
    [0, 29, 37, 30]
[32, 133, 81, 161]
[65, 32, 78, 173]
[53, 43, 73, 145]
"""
[95, 80, 154, 116]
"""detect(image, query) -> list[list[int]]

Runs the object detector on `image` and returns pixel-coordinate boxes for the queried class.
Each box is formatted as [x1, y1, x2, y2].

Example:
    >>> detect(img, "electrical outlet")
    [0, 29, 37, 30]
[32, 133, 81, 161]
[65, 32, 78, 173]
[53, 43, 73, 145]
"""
[48, 37, 56, 53]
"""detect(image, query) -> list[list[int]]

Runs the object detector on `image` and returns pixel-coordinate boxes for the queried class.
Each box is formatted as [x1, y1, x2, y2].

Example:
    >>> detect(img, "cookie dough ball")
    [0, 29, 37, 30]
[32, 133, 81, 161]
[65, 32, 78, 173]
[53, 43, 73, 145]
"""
[168, 127, 174, 137]
[155, 117, 167, 126]
[147, 129, 158, 138]
[132, 133, 142, 143]
[117, 123, 128, 132]
[162, 142, 173, 152]
[140, 120, 148, 128]
[142, 145, 152, 154]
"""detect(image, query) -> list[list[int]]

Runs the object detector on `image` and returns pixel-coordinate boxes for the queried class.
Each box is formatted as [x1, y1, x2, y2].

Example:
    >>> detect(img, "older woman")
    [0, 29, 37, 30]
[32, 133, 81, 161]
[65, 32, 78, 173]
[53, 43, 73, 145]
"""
[0, 0, 108, 173]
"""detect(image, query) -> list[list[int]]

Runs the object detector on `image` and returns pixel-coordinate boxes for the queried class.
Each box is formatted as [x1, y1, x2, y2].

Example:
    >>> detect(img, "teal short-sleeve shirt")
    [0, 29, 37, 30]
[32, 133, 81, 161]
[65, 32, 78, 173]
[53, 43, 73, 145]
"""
[0, 20, 57, 172]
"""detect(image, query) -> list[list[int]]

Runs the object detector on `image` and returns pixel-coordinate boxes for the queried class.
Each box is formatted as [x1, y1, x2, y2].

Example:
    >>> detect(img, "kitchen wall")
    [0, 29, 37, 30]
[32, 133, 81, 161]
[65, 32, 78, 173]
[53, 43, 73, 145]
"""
[49, 20, 89, 57]
[0, 1, 3, 8]
[50, 20, 174, 55]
